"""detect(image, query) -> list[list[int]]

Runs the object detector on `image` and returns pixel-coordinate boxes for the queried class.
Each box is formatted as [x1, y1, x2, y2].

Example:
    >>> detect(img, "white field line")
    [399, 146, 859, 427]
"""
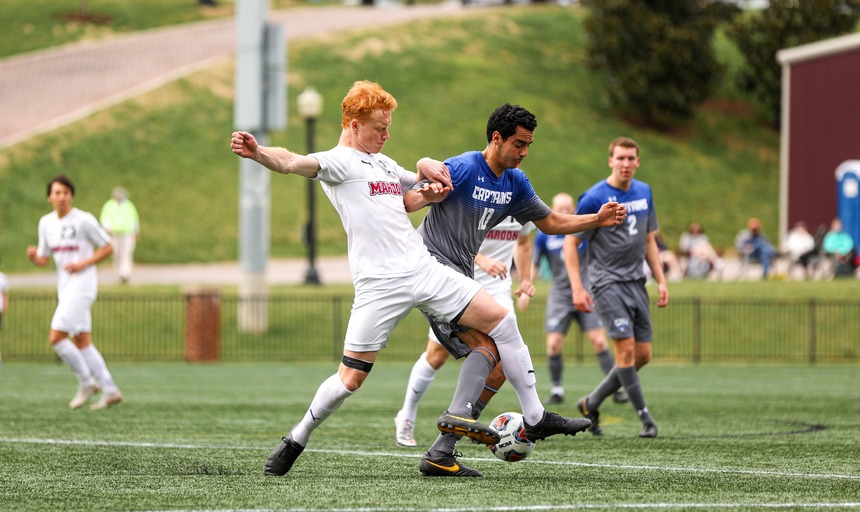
[148, 502, 860, 512]
[1, 436, 858, 482]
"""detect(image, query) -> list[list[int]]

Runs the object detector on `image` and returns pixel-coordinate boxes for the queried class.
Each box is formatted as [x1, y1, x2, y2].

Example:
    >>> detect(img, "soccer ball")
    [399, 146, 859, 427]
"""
[487, 412, 535, 462]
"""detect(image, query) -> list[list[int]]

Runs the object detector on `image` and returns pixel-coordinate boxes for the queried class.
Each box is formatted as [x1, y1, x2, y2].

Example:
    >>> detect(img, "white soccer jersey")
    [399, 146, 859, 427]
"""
[36, 207, 111, 300]
[312, 146, 434, 281]
[473, 216, 535, 291]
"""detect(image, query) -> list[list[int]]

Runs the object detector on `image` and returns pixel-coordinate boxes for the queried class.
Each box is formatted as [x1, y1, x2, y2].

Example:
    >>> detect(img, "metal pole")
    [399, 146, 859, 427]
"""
[304, 117, 320, 284]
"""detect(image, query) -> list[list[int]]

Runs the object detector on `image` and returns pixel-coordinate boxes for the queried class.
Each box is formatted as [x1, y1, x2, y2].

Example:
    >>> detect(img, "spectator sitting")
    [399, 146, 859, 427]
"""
[822, 218, 856, 277]
[678, 222, 724, 279]
[781, 221, 817, 279]
[654, 232, 683, 282]
[735, 217, 777, 279]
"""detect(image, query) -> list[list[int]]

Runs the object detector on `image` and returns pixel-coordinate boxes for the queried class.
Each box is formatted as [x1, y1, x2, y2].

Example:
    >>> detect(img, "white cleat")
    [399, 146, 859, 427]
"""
[69, 384, 99, 410]
[394, 411, 417, 447]
[91, 391, 124, 411]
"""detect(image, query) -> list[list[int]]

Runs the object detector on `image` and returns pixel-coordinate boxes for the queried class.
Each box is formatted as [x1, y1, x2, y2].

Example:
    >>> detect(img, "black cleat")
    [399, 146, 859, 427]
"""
[613, 391, 629, 404]
[547, 393, 564, 405]
[639, 423, 658, 438]
[437, 411, 500, 445]
[576, 397, 603, 436]
[419, 450, 482, 477]
[264, 437, 305, 476]
[524, 410, 591, 442]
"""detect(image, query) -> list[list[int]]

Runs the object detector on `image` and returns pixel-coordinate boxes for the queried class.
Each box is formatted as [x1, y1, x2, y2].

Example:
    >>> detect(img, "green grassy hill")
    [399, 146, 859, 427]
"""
[0, 5, 780, 273]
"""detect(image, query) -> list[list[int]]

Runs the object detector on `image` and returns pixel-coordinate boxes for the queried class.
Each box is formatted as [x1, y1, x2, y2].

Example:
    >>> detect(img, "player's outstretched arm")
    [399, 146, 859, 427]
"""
[404, 183, 451, 213]
[534, 202, 624, 235]
[230, 131, 320, 178]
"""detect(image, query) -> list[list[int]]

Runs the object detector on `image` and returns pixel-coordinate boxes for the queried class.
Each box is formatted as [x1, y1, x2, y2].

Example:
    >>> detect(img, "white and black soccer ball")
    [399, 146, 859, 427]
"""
[487, 412, 535, 462]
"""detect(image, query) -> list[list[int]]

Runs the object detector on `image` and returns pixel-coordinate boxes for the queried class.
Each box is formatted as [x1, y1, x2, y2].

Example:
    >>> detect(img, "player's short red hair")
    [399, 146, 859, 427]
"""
[341, 80, 398, 128]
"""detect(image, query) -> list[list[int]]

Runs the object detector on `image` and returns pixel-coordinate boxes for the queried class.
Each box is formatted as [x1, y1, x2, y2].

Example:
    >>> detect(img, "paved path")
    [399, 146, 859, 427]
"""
[0, 2, 468, 149]
[7, 256, 354, 289]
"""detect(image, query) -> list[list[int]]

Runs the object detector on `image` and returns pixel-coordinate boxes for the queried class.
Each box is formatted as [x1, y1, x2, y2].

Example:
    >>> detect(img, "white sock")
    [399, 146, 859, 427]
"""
[52, 339, 95, 387]
[399, 352, 438, 421]
[79, 344, 118, 394]
[487, 312, 543, 425]
[290, 373, 353, 446]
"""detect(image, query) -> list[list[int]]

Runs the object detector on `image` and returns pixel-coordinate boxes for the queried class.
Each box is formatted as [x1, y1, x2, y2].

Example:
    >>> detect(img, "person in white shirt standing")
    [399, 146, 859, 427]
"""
[26, 175, 123, 410]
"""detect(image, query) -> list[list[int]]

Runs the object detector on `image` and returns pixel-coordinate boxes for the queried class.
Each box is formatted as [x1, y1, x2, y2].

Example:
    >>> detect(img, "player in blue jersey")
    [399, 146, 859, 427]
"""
[531, 192, 626, 407]
[404, 104, 627, 476]
[565, 137, 669, 438]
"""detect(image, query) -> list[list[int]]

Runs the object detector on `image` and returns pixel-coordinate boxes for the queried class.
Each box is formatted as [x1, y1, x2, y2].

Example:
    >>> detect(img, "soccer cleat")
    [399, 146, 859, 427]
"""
[419, 450, 482, 477]
[264, 437, 305, 476]
[436, 411, 500, 445]
[69, 383, 99, 410]
[613, 391, 629, 404]
[547, 393, 564, 405]
[576, 397, 603, 436]
[523, 410, 591, 442]
[90, 390, 123, 411]
[394, 411, 417, 447]
[639, 423, 658, 438]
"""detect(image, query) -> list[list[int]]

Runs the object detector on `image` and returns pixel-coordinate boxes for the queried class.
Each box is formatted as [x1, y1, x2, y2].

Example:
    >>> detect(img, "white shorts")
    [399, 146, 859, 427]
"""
[345, 259, 482, 353]
[427, 277, 514, 344]
[51, 296, 94, 336]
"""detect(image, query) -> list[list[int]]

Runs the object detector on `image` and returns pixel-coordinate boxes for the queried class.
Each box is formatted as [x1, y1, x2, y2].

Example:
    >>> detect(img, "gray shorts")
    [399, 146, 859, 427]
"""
[593, 280, 653, 342]
[423, 313, 473, 359]
[545, 293, 603, 334]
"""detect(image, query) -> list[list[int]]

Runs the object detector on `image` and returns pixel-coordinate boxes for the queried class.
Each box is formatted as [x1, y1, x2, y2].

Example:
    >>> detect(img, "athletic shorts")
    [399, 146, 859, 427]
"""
[427, 276, 515, 351]
[51, 296, 94, 336]
[592, 280, 652, 342]
[544, 295, 603, 334]
[344, 258, 482, 353]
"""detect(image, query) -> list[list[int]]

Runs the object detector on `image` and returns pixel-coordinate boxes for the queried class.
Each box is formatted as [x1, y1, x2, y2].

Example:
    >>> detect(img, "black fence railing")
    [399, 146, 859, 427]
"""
[2, 294, 858, 364]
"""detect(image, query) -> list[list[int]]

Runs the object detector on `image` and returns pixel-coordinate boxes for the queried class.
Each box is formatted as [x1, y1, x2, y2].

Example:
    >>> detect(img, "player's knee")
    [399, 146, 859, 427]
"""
[473, 342, 500, 367]
[340, 356, 373, 391]
[635, 351, 652, 369]
[426, 344, 448, 369]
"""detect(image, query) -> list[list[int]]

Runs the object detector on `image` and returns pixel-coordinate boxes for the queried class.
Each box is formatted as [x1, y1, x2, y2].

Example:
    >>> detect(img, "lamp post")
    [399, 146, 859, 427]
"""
[298, 86, 323, 285]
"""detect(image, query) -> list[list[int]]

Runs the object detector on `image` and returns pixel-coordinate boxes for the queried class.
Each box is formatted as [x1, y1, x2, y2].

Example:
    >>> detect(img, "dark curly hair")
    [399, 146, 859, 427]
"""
[486, 103, 537, 143]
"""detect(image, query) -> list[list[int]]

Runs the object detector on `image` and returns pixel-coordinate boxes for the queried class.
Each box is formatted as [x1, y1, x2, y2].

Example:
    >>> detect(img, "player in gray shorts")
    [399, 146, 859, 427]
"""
[566, 137, 669, 439]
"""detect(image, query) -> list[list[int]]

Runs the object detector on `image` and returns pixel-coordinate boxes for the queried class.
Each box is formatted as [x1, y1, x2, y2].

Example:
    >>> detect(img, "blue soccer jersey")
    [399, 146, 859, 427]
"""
[416, 151, 551, 277]
[575, 178, 658, 290]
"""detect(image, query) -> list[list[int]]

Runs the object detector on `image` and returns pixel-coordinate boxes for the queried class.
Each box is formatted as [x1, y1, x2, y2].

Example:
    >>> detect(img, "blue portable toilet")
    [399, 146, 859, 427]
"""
[835, 160, 860, 252]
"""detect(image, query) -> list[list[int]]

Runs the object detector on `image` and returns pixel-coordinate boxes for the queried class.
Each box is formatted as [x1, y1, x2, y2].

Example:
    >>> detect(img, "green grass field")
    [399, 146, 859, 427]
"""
[1, 361, 857, 511]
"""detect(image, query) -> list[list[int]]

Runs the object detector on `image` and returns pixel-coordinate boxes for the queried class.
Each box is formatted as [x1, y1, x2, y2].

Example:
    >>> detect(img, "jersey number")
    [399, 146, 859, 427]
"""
[627, 215, 638, 236]
[479, 208, 495, 230]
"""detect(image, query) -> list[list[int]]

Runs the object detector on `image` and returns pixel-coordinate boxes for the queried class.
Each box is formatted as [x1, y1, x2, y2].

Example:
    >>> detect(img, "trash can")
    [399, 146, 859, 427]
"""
[835, 160, 860, 253]
[185, 288, 221, 362]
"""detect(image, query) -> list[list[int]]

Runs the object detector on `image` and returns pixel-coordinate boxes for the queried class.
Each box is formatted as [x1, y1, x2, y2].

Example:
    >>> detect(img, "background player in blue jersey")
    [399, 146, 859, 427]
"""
[531, 192, 626, 407]
[404, 104, 626, 476]
[565, 137, 668, 439]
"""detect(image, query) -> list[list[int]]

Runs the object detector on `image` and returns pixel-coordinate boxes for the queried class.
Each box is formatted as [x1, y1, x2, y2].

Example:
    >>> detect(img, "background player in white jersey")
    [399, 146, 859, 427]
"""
[404, 104, 626, 477]
[231, 82, 622, 478]
[394, 217, 535, 448]
[26, 175, 123, 410]
[532, 193, 627, 406]
[565, 137, 669, 438]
